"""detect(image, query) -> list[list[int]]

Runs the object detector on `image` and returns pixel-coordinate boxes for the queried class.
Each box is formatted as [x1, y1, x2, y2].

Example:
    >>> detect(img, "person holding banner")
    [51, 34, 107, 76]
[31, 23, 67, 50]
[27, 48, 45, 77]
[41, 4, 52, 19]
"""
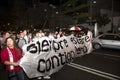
[0, 37, 24, 80]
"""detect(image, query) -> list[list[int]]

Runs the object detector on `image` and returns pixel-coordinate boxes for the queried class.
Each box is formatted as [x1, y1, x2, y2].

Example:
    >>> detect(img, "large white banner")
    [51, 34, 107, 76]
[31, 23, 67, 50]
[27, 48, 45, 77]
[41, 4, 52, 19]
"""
[19, 35, 93, 78]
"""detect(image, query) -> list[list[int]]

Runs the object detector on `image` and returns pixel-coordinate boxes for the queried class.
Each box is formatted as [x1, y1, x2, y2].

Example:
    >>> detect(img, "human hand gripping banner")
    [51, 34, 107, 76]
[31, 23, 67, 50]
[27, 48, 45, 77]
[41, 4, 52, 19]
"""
[19, 35, 93, 78]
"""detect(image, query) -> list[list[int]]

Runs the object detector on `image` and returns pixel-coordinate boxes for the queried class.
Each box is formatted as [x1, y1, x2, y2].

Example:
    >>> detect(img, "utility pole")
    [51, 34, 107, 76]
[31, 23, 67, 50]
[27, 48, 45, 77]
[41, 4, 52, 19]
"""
[89, 0, 96, 26]
[89, 0, 92, 26]
[111, 0, 114, 33]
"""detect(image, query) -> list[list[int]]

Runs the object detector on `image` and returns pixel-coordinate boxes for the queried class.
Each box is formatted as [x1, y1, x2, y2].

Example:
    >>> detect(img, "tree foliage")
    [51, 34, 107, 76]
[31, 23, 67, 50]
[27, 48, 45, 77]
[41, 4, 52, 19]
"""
[60, 0, 88, 19]
[95, 13, 111, 27]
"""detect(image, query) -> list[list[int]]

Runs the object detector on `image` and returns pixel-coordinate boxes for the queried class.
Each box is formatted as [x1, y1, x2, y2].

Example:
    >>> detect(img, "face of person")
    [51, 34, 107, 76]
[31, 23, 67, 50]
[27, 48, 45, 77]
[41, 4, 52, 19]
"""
[7, 38, 14, 48]
[20, 33, 24, 38]
[23, 30, 27, 35]
[5, 32, 10, 38]
[36, 33, 39, 37]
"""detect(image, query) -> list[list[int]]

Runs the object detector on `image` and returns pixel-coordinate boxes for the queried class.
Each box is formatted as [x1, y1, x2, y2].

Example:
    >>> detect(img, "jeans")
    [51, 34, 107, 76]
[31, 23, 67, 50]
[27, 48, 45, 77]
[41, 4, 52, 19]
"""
[9, 69, 24, 80]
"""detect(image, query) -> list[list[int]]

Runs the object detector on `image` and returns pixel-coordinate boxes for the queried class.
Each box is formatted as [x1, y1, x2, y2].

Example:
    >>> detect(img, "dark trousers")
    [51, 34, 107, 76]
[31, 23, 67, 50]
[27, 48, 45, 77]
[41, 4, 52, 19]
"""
[9, 70, 24, 80]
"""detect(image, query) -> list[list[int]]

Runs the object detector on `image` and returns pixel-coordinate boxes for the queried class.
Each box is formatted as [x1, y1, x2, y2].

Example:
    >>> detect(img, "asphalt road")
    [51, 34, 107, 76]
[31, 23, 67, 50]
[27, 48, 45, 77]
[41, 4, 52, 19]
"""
[0, 48, 120, 80]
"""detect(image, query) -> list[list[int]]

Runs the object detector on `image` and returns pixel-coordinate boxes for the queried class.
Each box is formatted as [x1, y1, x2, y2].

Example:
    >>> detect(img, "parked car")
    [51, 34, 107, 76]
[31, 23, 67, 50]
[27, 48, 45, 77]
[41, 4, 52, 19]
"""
[92, 34, 120, 49]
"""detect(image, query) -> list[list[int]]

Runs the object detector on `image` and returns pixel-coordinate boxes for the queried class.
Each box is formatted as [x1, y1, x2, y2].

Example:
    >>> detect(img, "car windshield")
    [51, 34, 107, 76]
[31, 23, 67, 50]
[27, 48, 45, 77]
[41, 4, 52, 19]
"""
[99, 34, 120, 41]
[99, 35, 114, 40]
[114, 36, 120, 41]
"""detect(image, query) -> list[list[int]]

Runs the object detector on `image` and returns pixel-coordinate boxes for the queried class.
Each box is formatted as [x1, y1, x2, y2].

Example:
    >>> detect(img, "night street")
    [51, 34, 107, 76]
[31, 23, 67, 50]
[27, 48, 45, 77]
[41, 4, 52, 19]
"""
[1, 48, 120, 80]
[0, 0, 120, 80]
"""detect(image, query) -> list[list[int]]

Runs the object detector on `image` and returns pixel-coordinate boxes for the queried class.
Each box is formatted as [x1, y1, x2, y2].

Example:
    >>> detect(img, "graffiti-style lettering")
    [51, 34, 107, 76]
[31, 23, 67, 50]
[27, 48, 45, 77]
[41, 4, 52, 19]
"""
[37, 59, 45, 73]
[85, 36, 90, 42]
[37, 51, 74, 73]
[42, 40, 50, 52]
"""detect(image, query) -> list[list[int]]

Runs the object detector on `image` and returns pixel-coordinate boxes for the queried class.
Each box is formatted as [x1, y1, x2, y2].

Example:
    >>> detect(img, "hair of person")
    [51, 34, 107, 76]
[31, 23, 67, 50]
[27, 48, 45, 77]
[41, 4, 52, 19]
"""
[4, 36, 17, 48]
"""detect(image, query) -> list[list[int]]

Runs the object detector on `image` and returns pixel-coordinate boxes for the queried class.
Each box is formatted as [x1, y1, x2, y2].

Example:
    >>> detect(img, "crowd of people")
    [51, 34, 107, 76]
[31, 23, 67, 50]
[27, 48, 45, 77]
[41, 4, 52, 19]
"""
[0, 27, 93, 80]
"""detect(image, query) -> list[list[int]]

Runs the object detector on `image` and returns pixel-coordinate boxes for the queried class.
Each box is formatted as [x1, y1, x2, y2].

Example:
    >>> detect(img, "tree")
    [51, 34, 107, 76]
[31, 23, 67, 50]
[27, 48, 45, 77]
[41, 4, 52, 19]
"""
[59, 0, 89, 23]
[95, 13, 111, 27]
